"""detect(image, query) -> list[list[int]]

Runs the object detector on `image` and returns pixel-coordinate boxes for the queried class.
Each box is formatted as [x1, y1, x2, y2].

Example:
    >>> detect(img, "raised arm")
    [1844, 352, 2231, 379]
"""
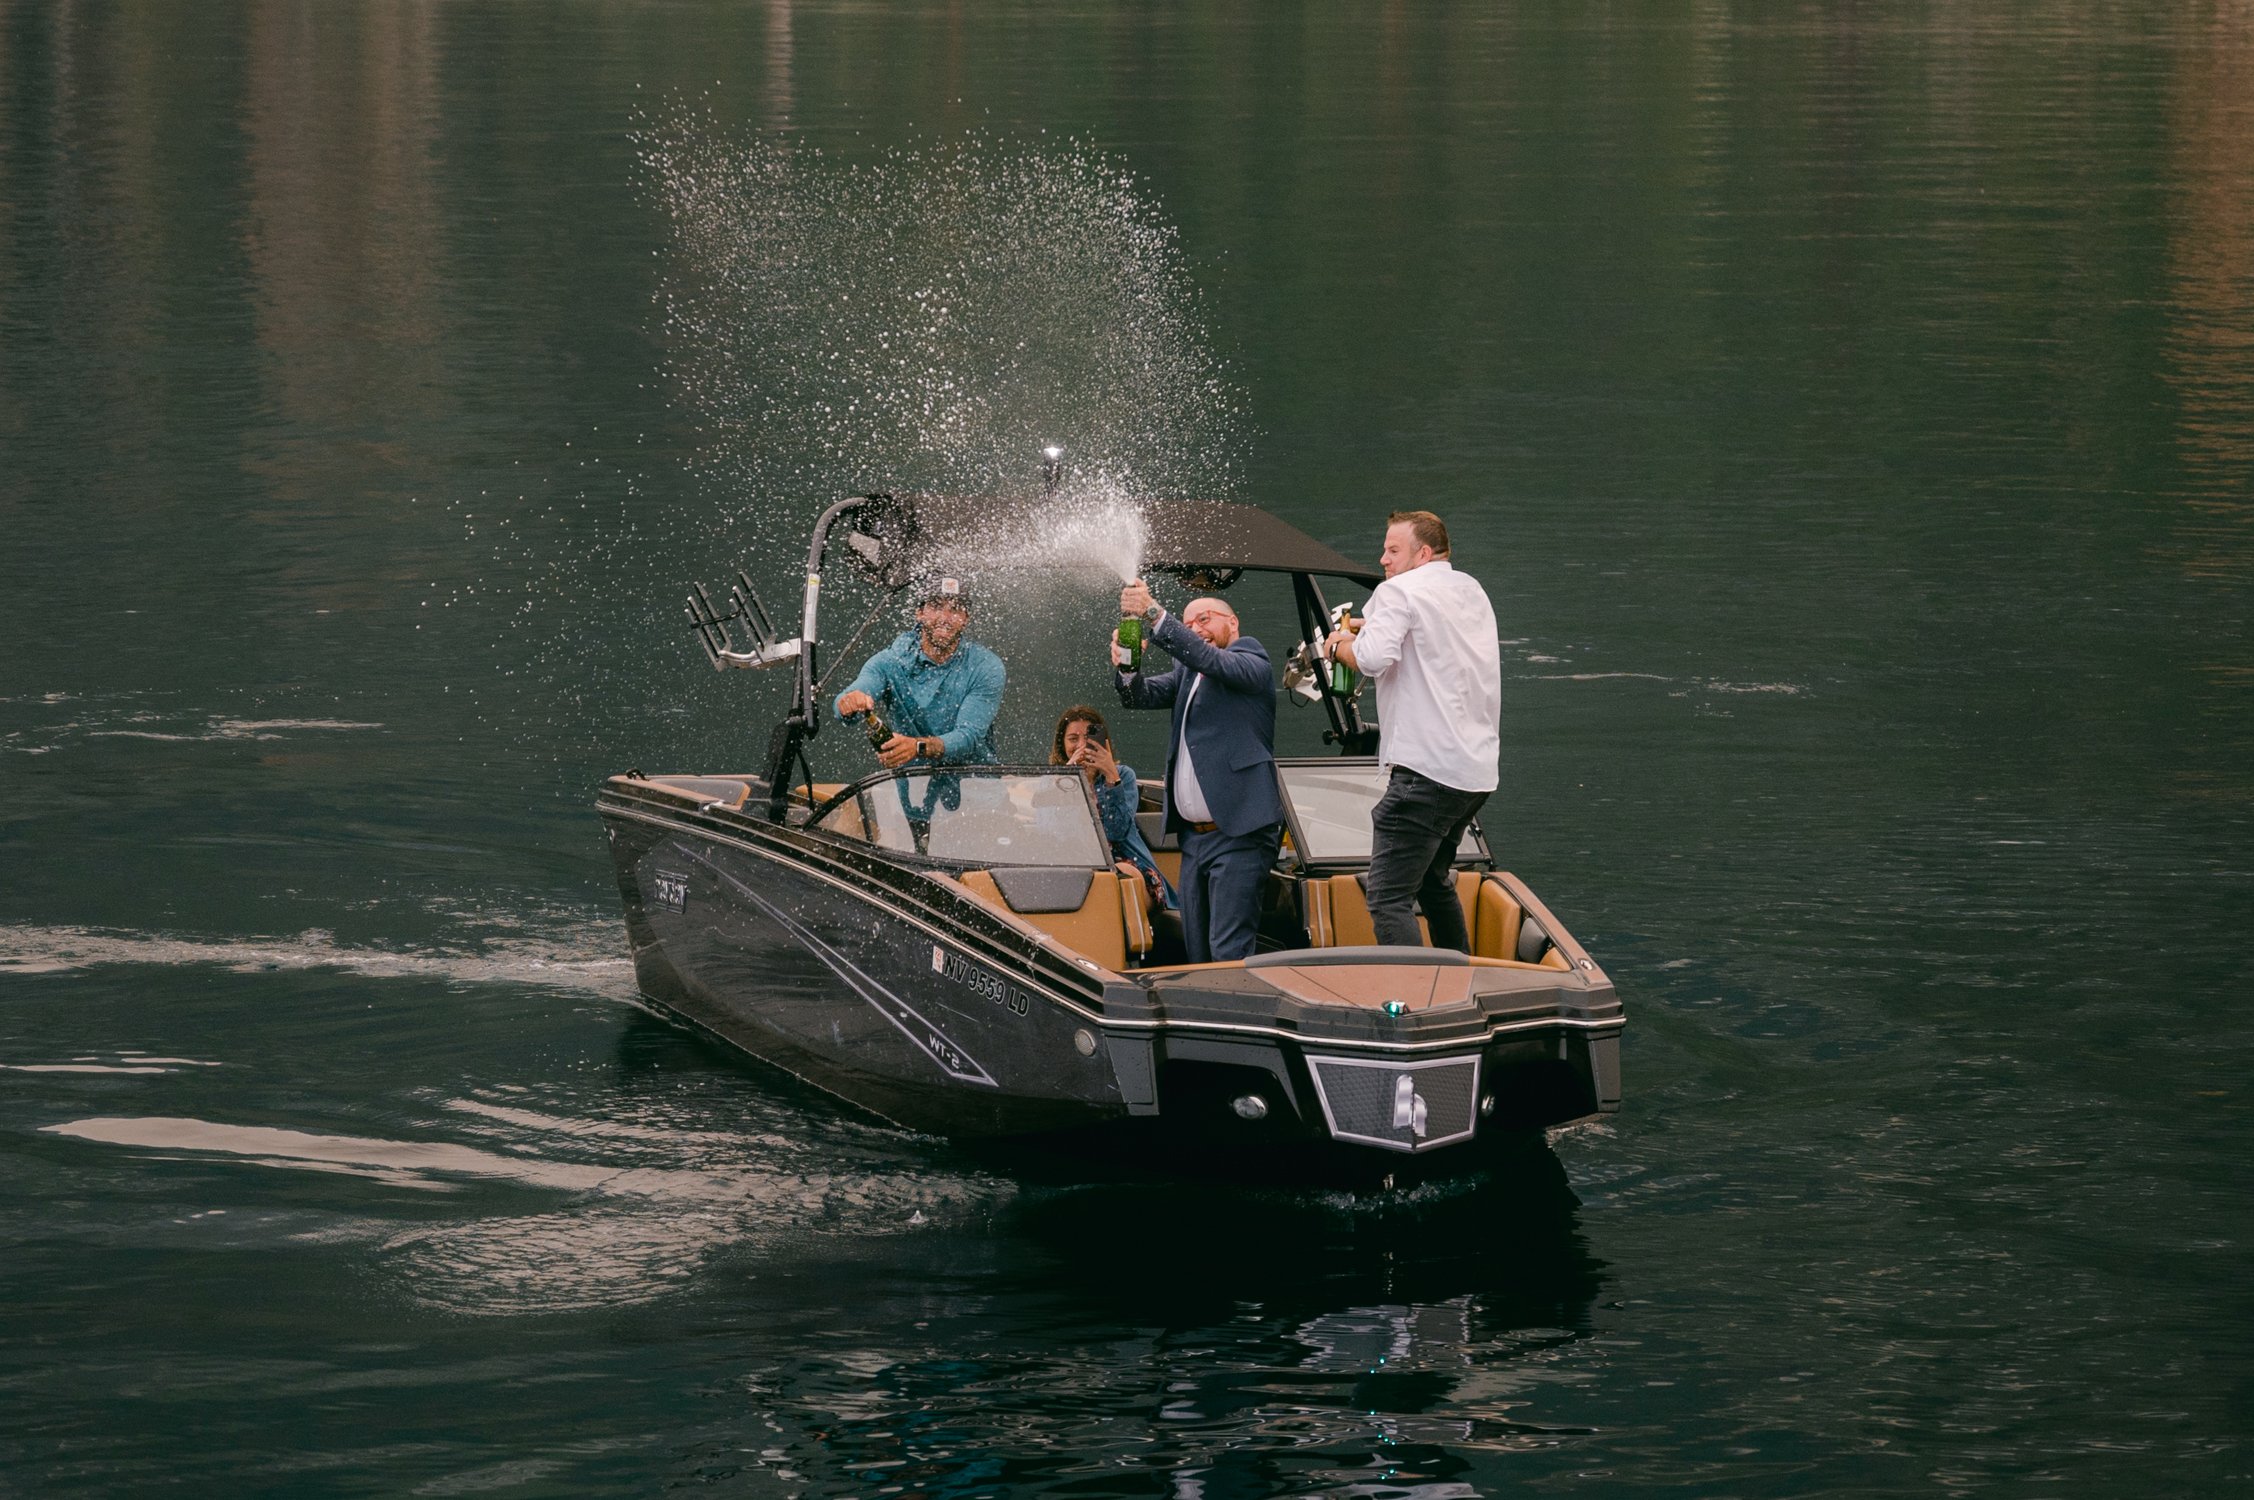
[1095, 764, 1141, 846]
[1152, 614, 1273, 695]
[1119, 658, 1185, 711]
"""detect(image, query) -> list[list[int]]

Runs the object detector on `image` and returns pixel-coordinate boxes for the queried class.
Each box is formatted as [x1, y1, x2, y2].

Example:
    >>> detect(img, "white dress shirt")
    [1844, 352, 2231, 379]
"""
[1168, 674, 1215, 822]
[1349, 559, 1500, 793]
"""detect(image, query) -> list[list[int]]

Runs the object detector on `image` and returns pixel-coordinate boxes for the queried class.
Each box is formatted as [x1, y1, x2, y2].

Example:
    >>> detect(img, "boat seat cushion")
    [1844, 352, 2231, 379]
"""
[1475, 878, 1522, 960]
[1318, 871, 1486, 950]
[987, 866, 1097, 914]
[1118, 872, 1153, 959]
[957, 869, 1128, 973]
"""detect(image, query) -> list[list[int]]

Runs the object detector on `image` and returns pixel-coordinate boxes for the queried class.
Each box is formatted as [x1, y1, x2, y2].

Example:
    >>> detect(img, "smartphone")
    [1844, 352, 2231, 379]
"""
[1084, 721, 1109, 749]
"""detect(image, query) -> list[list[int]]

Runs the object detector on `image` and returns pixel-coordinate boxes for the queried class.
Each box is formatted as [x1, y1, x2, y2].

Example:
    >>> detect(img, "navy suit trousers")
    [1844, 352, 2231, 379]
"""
[1178, 822, 1283, 963]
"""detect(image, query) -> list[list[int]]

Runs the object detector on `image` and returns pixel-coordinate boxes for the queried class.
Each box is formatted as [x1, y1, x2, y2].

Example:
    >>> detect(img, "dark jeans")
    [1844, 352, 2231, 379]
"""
[1365, 767, 1490, 951]
[1178, 822, 1284, 963]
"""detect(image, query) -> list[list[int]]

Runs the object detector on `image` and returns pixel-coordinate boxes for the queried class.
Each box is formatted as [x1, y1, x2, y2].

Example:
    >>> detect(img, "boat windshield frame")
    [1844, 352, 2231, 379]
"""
[807, 762, 1113, 870]
[1273, 756, 1492, 874]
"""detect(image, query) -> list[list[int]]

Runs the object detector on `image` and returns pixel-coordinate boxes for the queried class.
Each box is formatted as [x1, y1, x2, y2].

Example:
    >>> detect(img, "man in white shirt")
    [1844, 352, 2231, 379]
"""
[1327, 510, 1501, 951]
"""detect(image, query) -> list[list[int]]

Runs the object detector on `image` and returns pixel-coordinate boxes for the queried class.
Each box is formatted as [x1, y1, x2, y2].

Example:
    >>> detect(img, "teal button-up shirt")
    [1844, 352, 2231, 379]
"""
[834, 630, 1006, 764]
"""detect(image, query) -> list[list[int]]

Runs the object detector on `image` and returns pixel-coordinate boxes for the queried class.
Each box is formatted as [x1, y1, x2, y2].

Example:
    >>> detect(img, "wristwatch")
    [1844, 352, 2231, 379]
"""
[920, 737, 941, 761]
[1141, 604, 1165, 627]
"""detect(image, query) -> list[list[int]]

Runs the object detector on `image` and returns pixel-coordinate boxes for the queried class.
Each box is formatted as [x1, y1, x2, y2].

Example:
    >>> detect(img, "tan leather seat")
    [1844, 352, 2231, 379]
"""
[957, 869, 1130, 972]
[1326, 874, 1377, 946]
[1119, 871, 1154, 961]
[1473, 877, 1522, 959]
[1318, 871, 1486, 949]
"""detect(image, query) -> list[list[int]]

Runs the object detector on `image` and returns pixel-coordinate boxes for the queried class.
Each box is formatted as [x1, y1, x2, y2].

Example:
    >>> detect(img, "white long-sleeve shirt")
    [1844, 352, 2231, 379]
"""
[1350, 559, 1501, 794]
[1169, 675, 1213, 822]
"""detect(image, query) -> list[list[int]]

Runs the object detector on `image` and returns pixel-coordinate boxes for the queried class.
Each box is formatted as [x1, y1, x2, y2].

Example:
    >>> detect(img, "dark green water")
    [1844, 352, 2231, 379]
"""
[4, 4, 2250, 1495]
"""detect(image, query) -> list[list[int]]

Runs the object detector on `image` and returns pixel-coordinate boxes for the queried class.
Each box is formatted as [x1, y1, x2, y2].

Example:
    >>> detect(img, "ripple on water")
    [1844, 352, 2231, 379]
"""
[41, 1098, 1008, 1317]
[0, 921, 636, 1001]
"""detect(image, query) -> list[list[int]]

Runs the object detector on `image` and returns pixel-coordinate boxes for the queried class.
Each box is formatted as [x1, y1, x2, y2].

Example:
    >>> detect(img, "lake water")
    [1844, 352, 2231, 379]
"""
[3, 4, 2249, 1495]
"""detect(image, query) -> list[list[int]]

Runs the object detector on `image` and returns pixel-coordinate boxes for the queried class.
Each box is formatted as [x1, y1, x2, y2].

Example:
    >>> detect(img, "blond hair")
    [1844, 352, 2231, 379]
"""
[1386, 510, 1451, 556]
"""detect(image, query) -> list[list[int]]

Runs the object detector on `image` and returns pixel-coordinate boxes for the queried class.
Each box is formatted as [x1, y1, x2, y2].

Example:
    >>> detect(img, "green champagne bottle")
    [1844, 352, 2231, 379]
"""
[860, 705, 893, 750]
[1327, 606, 1359, 696]
[1117, 614, 1144, 672]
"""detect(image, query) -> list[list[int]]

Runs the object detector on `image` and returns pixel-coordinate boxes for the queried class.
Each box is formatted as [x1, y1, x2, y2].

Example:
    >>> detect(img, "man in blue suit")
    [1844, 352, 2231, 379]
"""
[1113, 580, 1285, 962]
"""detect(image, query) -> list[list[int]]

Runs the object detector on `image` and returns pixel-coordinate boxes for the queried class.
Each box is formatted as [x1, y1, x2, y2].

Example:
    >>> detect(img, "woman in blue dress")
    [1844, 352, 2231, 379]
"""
[1050, 705, 1176, 911]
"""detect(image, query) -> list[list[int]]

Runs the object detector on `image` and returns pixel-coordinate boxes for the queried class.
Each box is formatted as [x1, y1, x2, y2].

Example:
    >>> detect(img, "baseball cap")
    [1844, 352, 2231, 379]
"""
[917, 575, 973, 610]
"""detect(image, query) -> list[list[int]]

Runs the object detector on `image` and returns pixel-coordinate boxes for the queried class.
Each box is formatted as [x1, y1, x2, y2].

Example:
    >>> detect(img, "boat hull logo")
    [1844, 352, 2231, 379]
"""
[1305, 1053, 1481, 1153]
[650, 870, 689, 914]
[1391, 1074, 1429, 1139]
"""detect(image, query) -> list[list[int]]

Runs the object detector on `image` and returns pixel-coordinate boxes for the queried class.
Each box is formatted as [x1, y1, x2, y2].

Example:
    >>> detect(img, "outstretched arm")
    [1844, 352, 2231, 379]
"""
[1152, 615, 1272, 695]
[1117, 660, 1182, 711]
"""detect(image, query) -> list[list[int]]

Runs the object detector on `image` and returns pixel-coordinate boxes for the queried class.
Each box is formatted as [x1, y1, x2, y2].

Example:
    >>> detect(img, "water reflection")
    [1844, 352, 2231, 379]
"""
[2162, 5, 2254, 579]
[600, 1006, 1612, 1490]
[680, 1157, 1607, 1495]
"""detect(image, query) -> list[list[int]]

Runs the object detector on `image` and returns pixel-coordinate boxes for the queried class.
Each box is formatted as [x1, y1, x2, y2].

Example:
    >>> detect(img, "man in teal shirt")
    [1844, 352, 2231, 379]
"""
[833, 575, 1006, 769]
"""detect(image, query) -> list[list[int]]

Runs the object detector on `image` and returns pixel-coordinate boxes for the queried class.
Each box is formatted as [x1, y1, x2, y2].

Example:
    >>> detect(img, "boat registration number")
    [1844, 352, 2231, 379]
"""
[933, 945, 1029, 1016]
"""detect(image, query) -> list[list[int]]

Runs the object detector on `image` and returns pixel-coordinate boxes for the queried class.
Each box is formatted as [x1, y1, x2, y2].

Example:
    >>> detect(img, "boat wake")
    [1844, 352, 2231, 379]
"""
[41, 1093, 1000, 1316]
[0, 921, 636, 1000]
[0, 692, 386, 756]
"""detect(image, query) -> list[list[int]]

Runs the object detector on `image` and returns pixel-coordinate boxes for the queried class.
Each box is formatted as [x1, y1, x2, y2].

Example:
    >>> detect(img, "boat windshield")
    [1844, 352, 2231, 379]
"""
[1277, 760, 1484, 865]
[856, 768, 1109, 867]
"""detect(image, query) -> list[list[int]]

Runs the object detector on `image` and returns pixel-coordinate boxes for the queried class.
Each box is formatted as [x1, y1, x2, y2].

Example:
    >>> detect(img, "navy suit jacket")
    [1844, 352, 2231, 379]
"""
[1116, 613, 1285, 838]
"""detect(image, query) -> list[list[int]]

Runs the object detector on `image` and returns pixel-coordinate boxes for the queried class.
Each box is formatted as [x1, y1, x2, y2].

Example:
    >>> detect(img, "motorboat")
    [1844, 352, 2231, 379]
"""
[597, 484, 1621, 1186]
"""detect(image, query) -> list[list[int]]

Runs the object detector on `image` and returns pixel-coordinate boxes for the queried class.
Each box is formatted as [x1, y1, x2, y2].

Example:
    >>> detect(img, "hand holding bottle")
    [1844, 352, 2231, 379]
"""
[875, 732, 923, 770]
[1323, 610, 1362, 689]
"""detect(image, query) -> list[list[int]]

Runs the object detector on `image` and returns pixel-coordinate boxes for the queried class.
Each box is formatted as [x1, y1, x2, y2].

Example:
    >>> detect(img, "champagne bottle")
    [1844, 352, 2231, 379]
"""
[1327, 605, 1359, 696]
[1117, 614, 1144, 672]
[860, 704, 893, 750]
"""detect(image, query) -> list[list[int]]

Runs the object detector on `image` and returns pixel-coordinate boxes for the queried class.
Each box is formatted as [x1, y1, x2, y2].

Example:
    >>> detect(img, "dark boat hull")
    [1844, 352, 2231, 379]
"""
[605, 796, 1134, 1138]
[600, 780, 1622, 1184]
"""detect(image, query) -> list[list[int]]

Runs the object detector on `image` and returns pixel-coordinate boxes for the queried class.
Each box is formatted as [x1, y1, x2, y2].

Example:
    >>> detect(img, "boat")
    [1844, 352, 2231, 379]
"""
[597, 483, 1621, 1186]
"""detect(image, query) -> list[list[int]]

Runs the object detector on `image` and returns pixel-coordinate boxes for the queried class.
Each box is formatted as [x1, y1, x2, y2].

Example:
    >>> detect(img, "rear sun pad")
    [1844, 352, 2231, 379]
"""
[1247, 945, 1469, 968]
[987, 866, 1098, 913]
